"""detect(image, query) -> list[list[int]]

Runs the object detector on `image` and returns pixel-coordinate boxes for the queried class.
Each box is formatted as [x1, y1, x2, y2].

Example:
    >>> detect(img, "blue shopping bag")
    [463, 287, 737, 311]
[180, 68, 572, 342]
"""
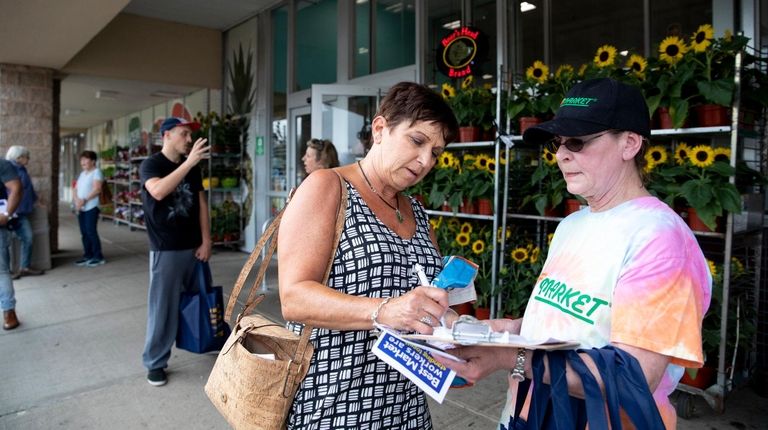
[177, 261, 231, 353]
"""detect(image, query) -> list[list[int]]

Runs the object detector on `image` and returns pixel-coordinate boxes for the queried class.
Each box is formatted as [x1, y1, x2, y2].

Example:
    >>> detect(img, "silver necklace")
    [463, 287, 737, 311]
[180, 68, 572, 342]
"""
[357, 161, 403, 223]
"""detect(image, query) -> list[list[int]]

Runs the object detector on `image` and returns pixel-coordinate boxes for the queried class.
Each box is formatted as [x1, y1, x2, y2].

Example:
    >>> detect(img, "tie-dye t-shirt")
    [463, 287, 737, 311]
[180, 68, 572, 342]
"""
[501, 196, 711, 429]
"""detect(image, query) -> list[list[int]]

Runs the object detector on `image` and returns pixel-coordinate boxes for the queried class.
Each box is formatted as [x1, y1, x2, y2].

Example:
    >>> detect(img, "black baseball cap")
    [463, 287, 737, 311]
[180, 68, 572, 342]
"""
[159, 117, 201, 135]
[523, 78, 650, 144]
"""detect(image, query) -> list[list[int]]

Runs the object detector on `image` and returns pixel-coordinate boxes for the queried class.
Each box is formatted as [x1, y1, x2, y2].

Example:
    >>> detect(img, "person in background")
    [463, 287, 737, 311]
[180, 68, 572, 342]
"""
[302, 138, 339, 175]
[437, 78, 712, 429]
[5, 146, 44, 279]
[0, 159, 22, 330]
[140, 117, 210, 387]
[73, 150, 106, 267]
[278, 82, 459, 429]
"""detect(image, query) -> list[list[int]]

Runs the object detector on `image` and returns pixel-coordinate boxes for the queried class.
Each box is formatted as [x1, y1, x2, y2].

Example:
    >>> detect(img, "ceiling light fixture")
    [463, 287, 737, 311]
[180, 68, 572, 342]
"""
[520, 2, 536, 12]
[95, 90, 119, 100]
[442, 20, 461, 30]
[150, 90, 182, 98]
[64, 108, 84, 116]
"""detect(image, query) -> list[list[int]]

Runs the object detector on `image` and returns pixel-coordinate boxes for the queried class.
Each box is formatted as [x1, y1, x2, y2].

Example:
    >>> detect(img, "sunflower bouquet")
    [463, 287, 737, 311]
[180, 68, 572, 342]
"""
[507, 60, 561, 130]
[442, 76, 494, 128]
[687, 25, 749, 107]
[648, 142, 740, 230]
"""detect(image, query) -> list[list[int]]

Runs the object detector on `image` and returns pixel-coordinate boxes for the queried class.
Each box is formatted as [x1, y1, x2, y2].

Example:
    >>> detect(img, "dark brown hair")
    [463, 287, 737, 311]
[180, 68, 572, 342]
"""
[376, 82, 459, 144]
[80, 150, 97, 161]
[307, 139, 340, 168]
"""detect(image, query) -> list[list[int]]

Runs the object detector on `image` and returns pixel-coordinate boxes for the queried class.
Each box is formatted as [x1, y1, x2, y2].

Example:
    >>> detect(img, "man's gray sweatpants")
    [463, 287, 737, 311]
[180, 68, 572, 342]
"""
[142, 248, 198, 371]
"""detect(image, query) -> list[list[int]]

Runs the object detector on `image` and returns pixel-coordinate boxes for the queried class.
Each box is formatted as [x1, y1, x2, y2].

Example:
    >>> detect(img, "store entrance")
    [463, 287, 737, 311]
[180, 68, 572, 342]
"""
[309, 84, 386, 168]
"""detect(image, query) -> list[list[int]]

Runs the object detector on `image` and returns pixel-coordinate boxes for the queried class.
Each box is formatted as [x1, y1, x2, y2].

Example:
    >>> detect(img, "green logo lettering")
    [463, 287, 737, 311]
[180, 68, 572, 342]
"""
[560, 97, 597, 107]
[532, 277, 610, 325]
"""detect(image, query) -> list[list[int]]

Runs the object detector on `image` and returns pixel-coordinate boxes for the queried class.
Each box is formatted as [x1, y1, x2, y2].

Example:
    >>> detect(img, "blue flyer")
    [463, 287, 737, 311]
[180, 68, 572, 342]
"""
[372, 328, 456, 403]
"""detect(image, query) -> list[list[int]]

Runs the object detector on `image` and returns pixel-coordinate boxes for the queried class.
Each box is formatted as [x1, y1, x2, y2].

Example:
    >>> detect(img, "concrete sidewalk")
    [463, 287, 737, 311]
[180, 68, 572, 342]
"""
[0, 208, 766, 429]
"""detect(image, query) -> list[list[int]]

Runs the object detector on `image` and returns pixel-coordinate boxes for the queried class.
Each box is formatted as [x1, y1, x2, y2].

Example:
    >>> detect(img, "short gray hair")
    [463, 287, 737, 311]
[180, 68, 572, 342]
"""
[5, 145, 29, 161]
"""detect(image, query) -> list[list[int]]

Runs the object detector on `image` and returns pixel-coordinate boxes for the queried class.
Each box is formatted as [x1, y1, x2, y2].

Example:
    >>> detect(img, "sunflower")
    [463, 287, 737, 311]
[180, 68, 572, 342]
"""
[526, 60, 550, 84]
[646, 145, 669, 165]
[689, 145, 715, 168]
[713, 147, 731, 163]
[438, 152, 454, 169]
[673, 142, 691, 165]
[731, 257, 745, 277]
[496, 227, 511, 243]
[555, 64, 575, 80]
[659, 36, 688, 64]
[429, 216, 443, 230]
[707, 259, 717, 277]
[463, 153, 476, 165]
[447, 217, 461, 231]
[643, 160, 655, 174]
[441, 83, 456, 99]
[578, 63, 588, 77]
[498, 149, 507, 165]
[594, 45, 617, 68]
[530, 247, 540, 263]
[460, 222, 473, 234]
[461, 75, 474, 90]
[471, 239, 486, 255]
[474, 154, 490, 170]
[456, 232, 471, 247]
[542, 148, 557, 165]
[511, 247, 529, 264]
[690, 24, 714, 53]
[626, 54, 647, 78]
[487, 159, 496, 174]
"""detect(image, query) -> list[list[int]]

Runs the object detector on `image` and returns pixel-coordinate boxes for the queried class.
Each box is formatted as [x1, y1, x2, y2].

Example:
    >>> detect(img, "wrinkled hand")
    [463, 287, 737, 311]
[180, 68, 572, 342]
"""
[436, 345, 518, 384]
[185, 138, 210, 166]
[379, 286, 448, 334]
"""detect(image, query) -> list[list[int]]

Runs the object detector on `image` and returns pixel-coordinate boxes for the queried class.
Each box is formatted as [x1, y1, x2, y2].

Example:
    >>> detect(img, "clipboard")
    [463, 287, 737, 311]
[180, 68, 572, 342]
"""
[401, 315, 580, 351]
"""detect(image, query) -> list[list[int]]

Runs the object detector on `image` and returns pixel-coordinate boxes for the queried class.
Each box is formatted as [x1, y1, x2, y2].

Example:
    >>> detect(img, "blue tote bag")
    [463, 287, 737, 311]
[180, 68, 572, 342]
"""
[177, 261, 231, 353]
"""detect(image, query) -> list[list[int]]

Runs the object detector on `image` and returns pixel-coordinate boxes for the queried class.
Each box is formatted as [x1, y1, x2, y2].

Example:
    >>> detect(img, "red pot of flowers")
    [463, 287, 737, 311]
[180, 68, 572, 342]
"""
[694, 104, 729, 127]
[460, 198, 476, 214]
[687, 207, 718, 232]
[656, 107, 674, 129]
[451, 302, 475, 316]
[476, 198, 493, 215]
[518, 116, 542, 134]
[544, 206, 562, 218]
[458, 126, 481, 143]
[680, 366, 716, 389]
[474, 307, 491, 320]
[564, 198, 583, 215]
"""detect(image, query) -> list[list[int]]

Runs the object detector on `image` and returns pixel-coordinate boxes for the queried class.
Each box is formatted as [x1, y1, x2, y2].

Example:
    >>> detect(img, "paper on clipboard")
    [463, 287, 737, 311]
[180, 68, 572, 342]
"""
[401, 316, 579, 350]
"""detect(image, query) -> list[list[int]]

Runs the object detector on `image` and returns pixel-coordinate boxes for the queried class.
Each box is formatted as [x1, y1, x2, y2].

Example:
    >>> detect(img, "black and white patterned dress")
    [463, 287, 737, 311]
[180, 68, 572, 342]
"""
[286, 181, 443, 430]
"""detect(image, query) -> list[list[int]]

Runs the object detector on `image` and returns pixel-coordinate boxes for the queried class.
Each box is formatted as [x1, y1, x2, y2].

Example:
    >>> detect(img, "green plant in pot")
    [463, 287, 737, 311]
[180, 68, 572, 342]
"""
[451, 152, 494, 210]
[499, 241, 545, 318]
[507, 61, 561, 133]
[520, 147, 566, 216]
[426, 150, 461, 210]
[643, 35, 697, 129]
[448, 76, 493, 129]
[466, 224, 493, 312]
[688, 26, 749, 110]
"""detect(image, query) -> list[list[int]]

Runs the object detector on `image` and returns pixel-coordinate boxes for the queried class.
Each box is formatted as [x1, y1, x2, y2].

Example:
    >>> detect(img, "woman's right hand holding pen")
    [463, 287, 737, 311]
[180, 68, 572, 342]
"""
[374, 286, 448, 335]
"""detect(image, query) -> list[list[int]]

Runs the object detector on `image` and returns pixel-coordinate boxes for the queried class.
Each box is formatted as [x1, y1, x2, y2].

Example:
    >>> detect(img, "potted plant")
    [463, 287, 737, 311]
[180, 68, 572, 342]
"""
[453, 152, 494, 214]
[498, 241, 544, 318]
[468, 224, 493, 319]
[507, 61, 561, 134]
[643, 35, 697, 129]
[520, 147, 566, 216]
[688, 25, 749, 126]
[425, 151, 461, 211]
[444, 76, 493, 142]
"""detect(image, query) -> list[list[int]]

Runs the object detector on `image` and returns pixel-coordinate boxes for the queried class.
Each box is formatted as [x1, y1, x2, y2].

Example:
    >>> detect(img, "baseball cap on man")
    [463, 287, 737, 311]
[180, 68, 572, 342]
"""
[522, 78, 650, 145]
[159, 117, 201, 135]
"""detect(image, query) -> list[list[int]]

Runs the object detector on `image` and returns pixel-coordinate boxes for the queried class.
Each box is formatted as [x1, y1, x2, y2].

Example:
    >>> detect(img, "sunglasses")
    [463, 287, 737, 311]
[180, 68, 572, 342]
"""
[545, 131, 612, 153]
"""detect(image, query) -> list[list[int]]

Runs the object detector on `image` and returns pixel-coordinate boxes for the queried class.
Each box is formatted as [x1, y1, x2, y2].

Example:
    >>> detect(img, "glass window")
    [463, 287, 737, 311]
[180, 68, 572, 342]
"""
[427, 1, 496, 87]
[295, 0, 338, 91]
[354, 1, 416, 78]
[650, 0, 712, 44]
[550, 0, 643, 71]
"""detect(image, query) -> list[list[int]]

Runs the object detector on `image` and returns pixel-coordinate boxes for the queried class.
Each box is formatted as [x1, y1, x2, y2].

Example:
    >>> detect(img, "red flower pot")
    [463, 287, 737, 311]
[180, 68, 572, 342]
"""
[694, 104, 729, 127]
[476, 198, 493, 215]
[656, 107, 674, 129]
[544, 206, 562, 217]
[518, 116, 542, 134]
[687, 207, 719, 232]
[564, 198, 584, 215]
[451, 302, 475, 316]
[474, 307, 491, 320]
[680, 366, 716, 389]
[458, 126, 481, 143]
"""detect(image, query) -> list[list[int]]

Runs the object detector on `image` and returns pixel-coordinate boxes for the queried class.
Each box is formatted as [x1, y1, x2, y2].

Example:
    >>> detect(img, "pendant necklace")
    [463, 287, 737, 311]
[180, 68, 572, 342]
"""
[357, 161, 404, 223]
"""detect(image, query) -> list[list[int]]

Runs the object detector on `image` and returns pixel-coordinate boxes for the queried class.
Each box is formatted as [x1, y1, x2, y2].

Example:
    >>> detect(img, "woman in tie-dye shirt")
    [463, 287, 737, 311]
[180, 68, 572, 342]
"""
[438, 78, 711, 429]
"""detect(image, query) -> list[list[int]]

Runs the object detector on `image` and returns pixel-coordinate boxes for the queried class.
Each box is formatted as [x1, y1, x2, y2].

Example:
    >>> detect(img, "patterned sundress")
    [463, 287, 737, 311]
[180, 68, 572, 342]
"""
[286, 181, 443, 430]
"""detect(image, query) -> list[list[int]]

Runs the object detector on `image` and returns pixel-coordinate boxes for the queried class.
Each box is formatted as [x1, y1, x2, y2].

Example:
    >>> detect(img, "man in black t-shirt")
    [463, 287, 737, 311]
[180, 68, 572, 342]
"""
[0, 159, 22, 330]
[139, 117, 211, 386]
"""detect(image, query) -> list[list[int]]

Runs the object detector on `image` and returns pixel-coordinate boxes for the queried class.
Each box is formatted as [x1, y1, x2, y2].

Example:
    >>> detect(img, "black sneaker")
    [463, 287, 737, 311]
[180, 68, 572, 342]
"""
[74, 258, 90, 266]
[147, 368, 167, 386]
